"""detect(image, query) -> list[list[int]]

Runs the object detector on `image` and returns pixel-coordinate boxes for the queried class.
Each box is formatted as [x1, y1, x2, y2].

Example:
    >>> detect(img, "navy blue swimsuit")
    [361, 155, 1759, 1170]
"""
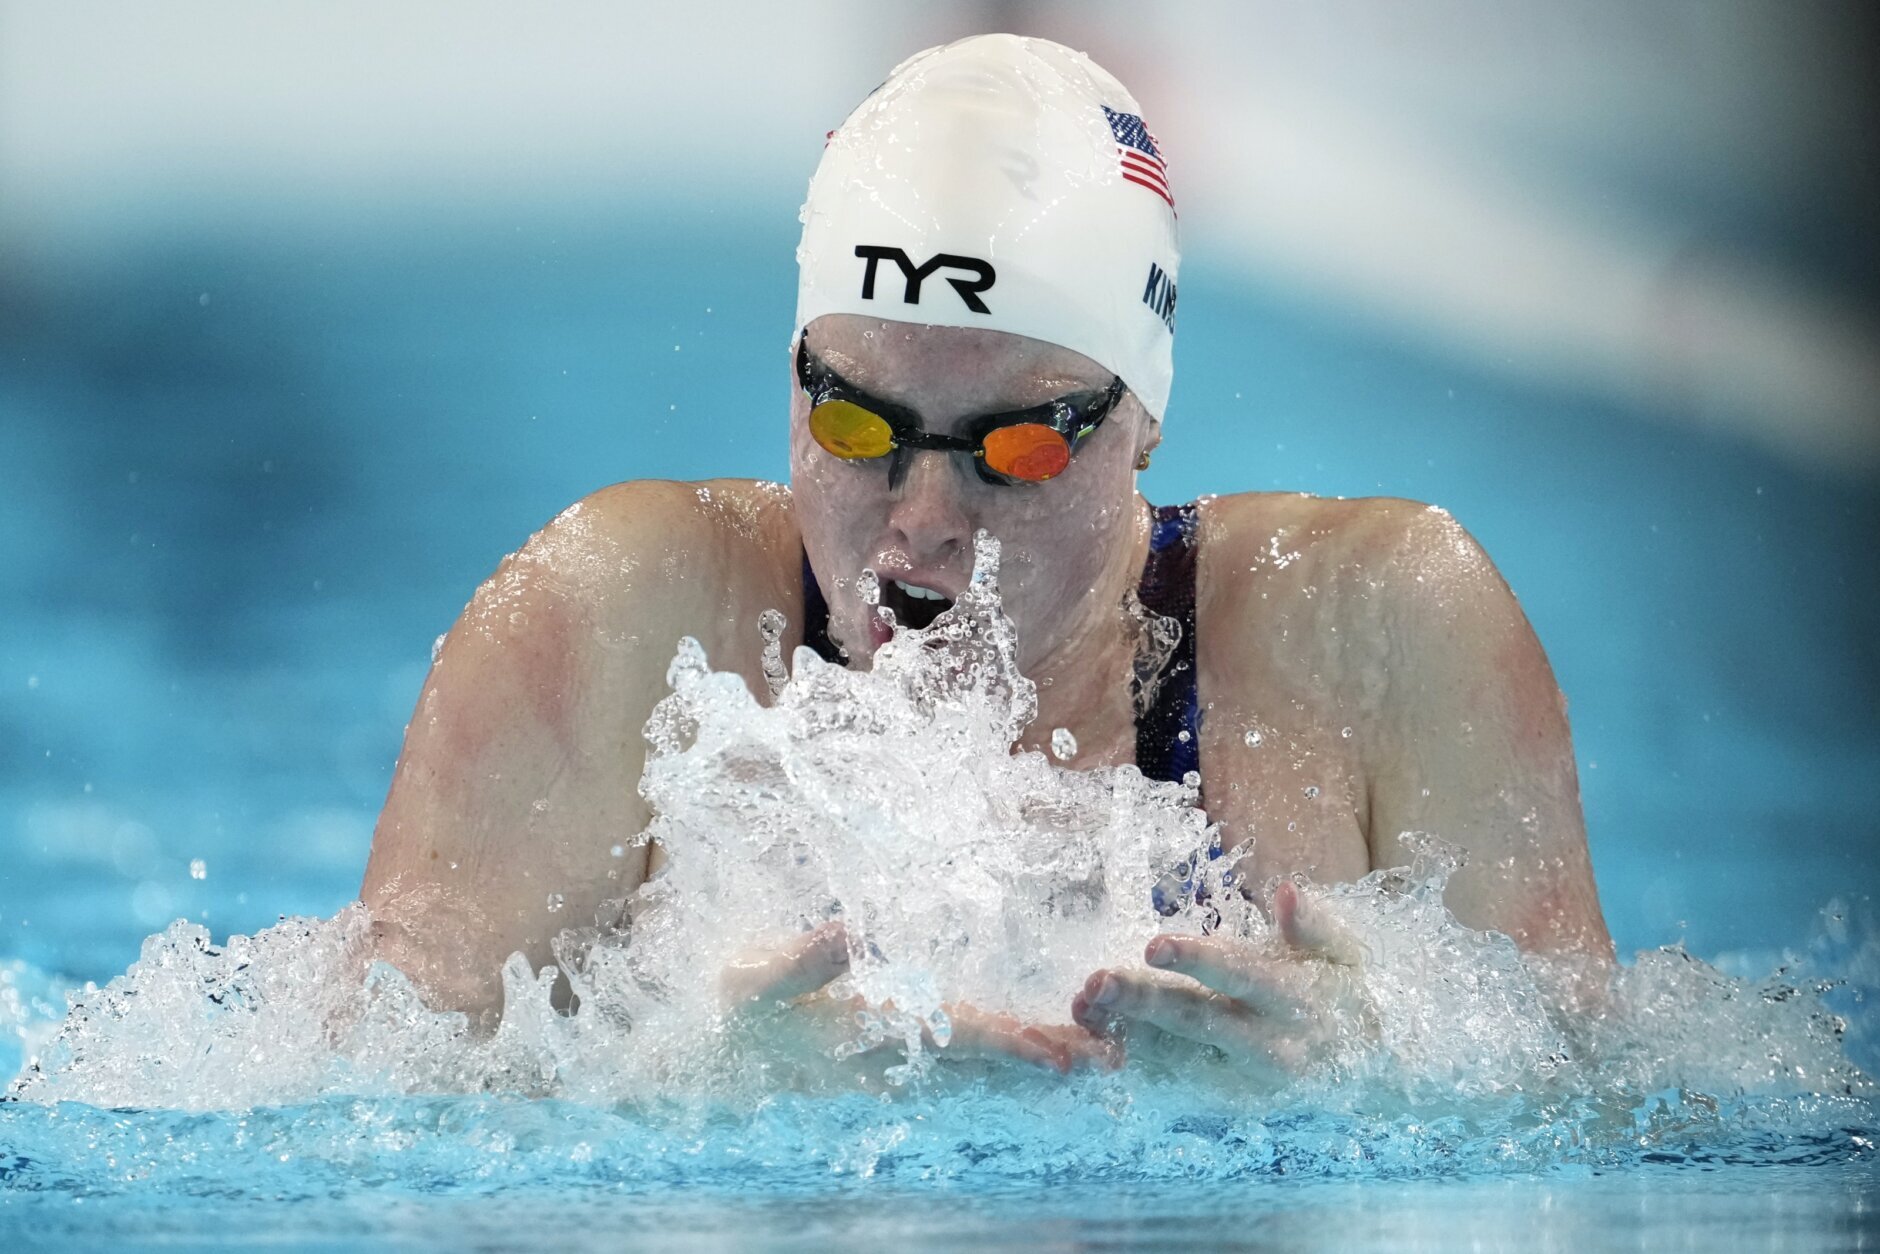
[800, 501, 1203, 778]
[1132, 502, 1202, 785]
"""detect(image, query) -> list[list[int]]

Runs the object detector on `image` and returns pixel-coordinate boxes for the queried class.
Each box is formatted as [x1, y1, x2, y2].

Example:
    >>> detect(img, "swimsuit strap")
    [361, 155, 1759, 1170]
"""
[1133, 502, 1202, 785]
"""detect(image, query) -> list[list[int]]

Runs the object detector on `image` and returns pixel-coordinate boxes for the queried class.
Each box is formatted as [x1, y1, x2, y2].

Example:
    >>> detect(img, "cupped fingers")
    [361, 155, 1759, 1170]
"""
[1074, 969, 1305, 1082]
[1143, 934, 1308, 1017]
[720, 920, 850, 1006]
[1075, 968, 1250, 1046]
[936, 1006, 1120, 1074]
[1022, 1023, 1123, 1073]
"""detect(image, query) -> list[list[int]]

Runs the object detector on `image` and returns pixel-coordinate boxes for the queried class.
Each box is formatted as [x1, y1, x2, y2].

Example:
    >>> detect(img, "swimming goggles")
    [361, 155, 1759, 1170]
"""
[796, 337, 1126, 486]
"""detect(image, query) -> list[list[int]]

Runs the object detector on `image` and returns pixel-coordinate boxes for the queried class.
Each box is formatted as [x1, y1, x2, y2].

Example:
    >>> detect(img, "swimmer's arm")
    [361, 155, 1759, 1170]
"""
[361, 481, 755, 1025]
[1361, 506, 1613, 961]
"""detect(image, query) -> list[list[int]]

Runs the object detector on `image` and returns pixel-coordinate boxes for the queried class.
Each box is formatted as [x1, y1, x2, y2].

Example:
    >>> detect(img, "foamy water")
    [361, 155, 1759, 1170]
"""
[5, 535, 1874, 1183]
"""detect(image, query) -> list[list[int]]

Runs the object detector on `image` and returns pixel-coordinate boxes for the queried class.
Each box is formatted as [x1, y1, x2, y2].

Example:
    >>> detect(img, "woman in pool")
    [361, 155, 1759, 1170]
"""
[361, 34, 1611, 1075]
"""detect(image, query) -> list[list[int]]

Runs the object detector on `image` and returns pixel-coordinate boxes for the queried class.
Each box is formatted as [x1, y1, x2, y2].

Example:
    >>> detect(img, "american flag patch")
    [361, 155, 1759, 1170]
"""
[1103, 105, 1172, 209]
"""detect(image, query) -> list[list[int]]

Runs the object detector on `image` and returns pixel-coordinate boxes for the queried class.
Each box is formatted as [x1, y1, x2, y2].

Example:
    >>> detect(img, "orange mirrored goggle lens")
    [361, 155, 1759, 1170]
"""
[982, 423, 1072, 482]
[809, 400, 896, 460]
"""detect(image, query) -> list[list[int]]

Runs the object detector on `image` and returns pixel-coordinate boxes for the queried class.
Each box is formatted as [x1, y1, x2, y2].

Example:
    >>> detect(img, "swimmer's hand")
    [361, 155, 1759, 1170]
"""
[721, 920, 1117, 1076]
[1070, 880, 1370, 1085]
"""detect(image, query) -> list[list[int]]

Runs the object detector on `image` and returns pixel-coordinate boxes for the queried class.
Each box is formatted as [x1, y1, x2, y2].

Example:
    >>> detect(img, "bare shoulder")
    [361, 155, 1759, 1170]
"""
[529, 477, 800, 596]
[473, 477, 802, 657]
[381, 474, 805, 796]
[1189, 493, 1487, 877]
[1195, 491, 1607, 957]
[1195, 491, 1508, 682]
[361, 477, 804, 1019]
[1199, 490, 1495, 588]
[576, 477, 801, 564]
[1197, 488, 1546, 750]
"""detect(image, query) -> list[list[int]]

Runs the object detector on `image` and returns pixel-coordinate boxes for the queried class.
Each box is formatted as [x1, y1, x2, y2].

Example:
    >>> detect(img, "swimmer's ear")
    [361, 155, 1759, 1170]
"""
[1133, 409, 1162, 468]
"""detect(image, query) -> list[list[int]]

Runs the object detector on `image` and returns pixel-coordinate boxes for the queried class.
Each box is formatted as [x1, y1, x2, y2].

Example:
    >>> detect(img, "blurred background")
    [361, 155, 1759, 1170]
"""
[2, 1, 1875, 982]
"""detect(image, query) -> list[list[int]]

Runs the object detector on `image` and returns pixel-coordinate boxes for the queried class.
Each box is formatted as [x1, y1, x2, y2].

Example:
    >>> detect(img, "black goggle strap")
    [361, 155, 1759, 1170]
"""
[1071, 376, 1128, 442]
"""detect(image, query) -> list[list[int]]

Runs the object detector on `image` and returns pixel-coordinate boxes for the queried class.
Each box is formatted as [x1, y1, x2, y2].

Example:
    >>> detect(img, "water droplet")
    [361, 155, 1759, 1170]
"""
[609, 844, 625, 858]
[546, 893, 565, 913]
[1050, 728, 1078, 761]
[188, 859, 207, 880]
[759, 608, 790, 699]
[1177, 729, 1192, 743]
[1244, 729, 1263, 747]
[509, 611, 528, 628]
[1303, 785, 1320, 800]
[531, 798, 550, 815]
[1340, 726, 1353, 739]
[857, 569, 881, 606]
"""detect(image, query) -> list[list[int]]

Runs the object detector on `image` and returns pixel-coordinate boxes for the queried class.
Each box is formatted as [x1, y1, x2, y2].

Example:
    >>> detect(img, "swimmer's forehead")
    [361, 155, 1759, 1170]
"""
[804, 315, 1113, 416]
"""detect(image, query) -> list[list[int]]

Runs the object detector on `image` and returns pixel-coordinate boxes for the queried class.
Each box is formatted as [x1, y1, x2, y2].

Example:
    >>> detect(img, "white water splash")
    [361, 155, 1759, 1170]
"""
[8, 534, 1872, 1149]
[577, 530, 1220, 1089]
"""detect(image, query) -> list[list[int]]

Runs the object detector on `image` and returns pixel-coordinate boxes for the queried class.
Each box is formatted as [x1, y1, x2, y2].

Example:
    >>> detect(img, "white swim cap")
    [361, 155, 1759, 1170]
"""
[795, 34, 1180, 422]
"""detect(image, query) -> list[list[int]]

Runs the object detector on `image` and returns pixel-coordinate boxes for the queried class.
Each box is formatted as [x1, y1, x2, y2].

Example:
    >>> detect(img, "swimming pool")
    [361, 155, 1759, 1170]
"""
[2, 209, 1876, 1247]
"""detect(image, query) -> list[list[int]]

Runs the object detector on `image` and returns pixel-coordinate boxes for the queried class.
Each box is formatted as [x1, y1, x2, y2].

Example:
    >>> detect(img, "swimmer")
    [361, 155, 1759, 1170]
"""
[361, 35, 1611, 1077]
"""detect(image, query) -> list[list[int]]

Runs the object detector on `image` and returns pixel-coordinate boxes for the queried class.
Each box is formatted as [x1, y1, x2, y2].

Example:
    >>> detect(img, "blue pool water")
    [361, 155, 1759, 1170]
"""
[2, 207, 1876, 1247]
[1, 1095, 1876, 1250]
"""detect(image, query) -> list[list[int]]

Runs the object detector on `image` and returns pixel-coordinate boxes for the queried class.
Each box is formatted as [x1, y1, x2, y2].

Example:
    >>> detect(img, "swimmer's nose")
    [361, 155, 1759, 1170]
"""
[887, 448, 971, 565]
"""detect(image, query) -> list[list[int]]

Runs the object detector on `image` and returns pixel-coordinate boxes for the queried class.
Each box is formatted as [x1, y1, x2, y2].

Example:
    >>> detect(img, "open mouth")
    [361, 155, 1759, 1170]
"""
[879, 578, 956, 631]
